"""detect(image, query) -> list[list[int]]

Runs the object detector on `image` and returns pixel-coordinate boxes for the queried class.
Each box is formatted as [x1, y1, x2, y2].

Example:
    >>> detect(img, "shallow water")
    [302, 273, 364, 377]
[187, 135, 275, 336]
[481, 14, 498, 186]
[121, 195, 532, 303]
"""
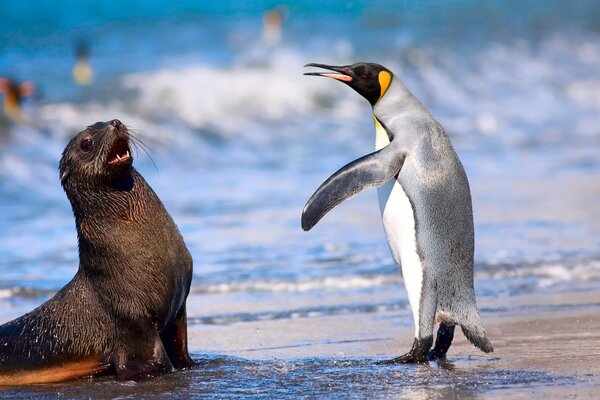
[0, 356, 575, 399]
[1, 0, 599, 397]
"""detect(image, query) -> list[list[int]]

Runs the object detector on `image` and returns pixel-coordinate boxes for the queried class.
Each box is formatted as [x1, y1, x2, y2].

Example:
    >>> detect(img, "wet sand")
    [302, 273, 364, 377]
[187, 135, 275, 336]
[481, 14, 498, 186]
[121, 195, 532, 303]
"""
[187, 290, 600, 398]
[0, 287, 598, 399]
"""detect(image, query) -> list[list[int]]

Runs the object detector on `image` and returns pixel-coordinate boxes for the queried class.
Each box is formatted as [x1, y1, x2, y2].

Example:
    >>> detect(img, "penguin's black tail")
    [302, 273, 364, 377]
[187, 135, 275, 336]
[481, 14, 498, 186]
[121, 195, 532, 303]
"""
[459, 314, 494, 353]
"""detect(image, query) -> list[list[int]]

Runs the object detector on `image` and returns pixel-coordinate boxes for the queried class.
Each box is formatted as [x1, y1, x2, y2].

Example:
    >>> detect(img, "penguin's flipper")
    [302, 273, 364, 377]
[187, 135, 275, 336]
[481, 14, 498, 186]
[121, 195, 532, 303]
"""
[302, 144, 405, 231]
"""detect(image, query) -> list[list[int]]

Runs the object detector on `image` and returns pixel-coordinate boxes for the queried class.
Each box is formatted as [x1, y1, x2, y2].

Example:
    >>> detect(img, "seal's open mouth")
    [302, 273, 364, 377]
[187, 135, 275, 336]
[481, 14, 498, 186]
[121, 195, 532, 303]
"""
[107, 138, 132, 166]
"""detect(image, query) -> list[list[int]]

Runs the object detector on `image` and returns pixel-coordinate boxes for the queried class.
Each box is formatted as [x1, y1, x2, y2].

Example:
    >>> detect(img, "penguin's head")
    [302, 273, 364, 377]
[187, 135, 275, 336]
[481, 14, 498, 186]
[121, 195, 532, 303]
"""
[304, 62, 393, 105]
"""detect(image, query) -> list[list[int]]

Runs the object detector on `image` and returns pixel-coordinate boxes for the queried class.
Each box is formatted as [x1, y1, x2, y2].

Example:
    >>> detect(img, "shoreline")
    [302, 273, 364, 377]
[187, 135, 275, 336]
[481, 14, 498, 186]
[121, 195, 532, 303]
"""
[187, 289, 600, 397]
[0, 285, 598, 398]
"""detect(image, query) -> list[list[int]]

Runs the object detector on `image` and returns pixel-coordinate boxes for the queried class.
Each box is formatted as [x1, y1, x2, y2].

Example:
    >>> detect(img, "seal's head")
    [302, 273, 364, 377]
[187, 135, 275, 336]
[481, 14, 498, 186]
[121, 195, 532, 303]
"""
[59, 119, 133, 190]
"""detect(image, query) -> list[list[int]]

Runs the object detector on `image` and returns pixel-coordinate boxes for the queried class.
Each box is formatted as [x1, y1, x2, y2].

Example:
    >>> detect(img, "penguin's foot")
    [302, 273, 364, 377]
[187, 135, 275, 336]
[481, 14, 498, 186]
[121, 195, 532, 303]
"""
[427, 348, 447, 361]
[379, 352, 428, 364]
[377, 336, 433, 364]
[428, 322, 455, 361]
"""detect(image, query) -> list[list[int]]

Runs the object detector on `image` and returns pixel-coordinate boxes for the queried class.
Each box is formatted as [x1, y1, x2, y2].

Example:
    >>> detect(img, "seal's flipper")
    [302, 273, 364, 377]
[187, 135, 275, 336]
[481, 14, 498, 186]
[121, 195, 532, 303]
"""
[302, 144, 405, 231]
[161, 308, 195, 369]
[0, 357, 107, 385]
[111, 327, 174, 381]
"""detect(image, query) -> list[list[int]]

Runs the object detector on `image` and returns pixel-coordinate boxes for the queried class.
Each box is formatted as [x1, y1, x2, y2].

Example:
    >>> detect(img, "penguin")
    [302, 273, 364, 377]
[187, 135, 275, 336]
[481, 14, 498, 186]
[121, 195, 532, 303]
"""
[73, 41, 93, 86]
[0, 78, 35, 120]
[302, 62, 493, 363]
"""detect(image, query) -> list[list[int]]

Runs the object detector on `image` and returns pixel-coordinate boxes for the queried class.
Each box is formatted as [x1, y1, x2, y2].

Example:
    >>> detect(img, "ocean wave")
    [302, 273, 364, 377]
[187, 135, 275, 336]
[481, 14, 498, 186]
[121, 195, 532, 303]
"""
[2, 29, 594, 154]
[33, 32, 599, 149]
[398, 34, 600, 147]
[120, 48, 362, 137]
[477, 257, 600, 284]
[0, 286, 57, 300]
[188, 301, 407, 326]
[1, 256, 599, 302]
[189, 257, 600, 296]
[191, 274, 403, 295]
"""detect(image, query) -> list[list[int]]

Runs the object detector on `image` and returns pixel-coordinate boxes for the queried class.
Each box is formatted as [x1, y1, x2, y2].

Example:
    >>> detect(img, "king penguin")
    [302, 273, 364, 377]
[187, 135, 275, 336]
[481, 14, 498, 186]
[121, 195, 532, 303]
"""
[301, 62, 493, 363]
[0, 78, 35, 121]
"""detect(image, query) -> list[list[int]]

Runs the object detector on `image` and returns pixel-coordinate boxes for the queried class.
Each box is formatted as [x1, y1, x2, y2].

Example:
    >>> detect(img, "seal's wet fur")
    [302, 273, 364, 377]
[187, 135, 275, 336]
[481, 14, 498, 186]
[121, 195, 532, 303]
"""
[0, 120, 194, 384]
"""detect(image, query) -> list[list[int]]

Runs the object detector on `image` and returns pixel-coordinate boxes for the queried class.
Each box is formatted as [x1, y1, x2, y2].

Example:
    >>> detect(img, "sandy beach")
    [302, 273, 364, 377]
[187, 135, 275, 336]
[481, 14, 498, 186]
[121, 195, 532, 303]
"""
[185, 288, 600, 398]
[2, 288, 597, 399]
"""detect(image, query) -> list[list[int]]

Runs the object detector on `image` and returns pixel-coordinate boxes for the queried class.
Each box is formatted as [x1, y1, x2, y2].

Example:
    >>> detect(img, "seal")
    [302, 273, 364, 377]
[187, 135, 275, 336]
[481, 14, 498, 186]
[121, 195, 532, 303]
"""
[302, 63, 493, 363]
[0, 119, 195, 385]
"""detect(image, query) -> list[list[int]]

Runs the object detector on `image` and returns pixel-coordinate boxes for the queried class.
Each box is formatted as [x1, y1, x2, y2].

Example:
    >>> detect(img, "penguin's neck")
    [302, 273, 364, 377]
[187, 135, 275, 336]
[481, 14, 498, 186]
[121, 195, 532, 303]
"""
[372, 76, 429, 141]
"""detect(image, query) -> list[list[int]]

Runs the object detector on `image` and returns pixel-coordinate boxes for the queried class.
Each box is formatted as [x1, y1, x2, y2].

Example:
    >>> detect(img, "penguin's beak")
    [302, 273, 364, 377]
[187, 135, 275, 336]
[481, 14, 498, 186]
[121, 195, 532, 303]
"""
[303, 63, 353, 82]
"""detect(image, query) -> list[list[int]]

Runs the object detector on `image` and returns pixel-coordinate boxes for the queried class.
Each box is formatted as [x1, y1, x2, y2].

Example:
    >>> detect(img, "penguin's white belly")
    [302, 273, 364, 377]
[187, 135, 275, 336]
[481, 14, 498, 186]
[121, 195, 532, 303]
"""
[373, 114, 424, 336]
[377, 179, 424, 337]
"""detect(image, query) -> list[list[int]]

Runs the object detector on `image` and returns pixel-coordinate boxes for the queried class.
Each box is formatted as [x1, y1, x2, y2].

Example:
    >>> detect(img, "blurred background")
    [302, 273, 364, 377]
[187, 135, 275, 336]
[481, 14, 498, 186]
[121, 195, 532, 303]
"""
[0, 0, 599, 353]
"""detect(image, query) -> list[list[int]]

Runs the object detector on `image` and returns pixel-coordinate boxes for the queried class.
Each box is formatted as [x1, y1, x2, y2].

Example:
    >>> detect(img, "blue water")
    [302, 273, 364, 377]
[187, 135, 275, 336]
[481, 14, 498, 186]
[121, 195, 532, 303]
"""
[0, 0, 599, 397]
[0, 356, 575, 399]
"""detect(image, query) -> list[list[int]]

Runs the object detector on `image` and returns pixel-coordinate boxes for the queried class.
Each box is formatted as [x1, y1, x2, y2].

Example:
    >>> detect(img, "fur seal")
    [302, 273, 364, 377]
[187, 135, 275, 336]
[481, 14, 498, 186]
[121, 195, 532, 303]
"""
[0, 119, 195, 384]
[302, 63, 493, 362]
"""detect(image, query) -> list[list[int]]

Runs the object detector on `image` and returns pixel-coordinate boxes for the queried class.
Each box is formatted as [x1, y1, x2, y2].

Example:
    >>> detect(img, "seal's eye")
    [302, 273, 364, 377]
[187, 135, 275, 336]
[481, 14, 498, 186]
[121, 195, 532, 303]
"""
[80, 138, 93, 151]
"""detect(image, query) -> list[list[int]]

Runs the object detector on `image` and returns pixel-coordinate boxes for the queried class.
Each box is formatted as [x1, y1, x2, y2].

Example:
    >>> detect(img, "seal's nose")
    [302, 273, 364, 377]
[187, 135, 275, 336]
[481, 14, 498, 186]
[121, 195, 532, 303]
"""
[110, 119, 123, 128]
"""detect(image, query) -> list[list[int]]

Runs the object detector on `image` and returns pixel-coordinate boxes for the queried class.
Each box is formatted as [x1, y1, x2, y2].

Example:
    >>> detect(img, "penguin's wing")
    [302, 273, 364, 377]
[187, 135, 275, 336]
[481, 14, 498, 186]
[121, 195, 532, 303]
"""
[302, 143, 405, 231]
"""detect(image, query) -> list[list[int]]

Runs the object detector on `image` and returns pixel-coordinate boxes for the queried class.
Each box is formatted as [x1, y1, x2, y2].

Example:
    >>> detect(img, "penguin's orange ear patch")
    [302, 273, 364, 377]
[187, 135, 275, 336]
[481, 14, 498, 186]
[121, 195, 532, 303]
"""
[378, 71, 392, 99]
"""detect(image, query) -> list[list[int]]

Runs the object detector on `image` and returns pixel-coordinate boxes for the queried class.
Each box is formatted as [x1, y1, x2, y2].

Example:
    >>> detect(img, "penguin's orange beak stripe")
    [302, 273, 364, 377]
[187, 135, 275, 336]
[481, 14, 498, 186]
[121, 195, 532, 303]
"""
[319, 73, 353, 82]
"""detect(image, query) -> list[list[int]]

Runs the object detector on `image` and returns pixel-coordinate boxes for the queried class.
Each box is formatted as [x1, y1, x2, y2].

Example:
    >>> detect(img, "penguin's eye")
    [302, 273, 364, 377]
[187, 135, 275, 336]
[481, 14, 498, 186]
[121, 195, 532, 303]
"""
[80, 138, 93, 151]
[360, 74, 368, 80]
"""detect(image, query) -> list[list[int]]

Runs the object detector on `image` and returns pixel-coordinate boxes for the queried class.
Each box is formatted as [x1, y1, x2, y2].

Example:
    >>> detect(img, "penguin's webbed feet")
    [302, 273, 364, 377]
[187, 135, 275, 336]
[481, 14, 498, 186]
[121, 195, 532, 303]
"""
[427, 348, 447, 361]
[377, 336, 433, 364]
[428, 322, 455, 360]
[379, 352, 428, 364]
[378, 324, 457, 364]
